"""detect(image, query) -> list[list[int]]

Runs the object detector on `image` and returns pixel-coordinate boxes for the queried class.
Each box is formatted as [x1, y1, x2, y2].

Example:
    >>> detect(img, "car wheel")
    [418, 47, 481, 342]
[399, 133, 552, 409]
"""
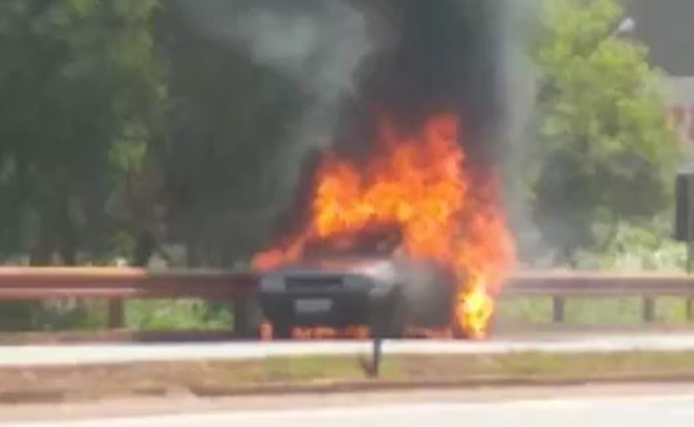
[450, 317, 472, 339]
[370, 292, 407, 339]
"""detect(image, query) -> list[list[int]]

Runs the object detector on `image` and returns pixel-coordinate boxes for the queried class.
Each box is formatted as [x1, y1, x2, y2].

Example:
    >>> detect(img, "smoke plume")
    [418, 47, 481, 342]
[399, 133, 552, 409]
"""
[176, 0, 533, 164]
[173, 0, 374, 190]
[335, 0, 508, 167]
[225, 1, 372, 151]
[174, 0, 536, 245]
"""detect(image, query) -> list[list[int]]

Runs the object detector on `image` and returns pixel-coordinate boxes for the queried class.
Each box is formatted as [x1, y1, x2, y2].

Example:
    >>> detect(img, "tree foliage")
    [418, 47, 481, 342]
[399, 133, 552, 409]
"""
[530, 0, 680, 264]
[0, 1, 308, 271]
[0, 0, 165, 265]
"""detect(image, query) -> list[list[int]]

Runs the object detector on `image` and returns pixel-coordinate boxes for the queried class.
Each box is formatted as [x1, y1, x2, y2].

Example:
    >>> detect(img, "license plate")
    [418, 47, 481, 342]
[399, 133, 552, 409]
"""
[294, 299, 333, 313]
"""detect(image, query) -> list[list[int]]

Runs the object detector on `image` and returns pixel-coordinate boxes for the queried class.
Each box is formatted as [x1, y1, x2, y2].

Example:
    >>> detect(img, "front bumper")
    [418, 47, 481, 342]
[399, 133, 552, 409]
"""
[258, 273, 395, 327]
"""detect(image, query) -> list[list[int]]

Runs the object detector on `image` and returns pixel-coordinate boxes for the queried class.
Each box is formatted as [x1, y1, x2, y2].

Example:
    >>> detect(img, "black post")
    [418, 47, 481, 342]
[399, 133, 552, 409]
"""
[365, 307, 384, 378]
[552, 297, 566, 323]
[687, 211, 694, 320]
[370, 336, 383, 378]
[642, 298, 655, 323]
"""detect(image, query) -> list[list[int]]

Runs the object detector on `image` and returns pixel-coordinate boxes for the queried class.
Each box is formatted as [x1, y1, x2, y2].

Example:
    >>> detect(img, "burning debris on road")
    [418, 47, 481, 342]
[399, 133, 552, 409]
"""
[253, 0, 518, 339]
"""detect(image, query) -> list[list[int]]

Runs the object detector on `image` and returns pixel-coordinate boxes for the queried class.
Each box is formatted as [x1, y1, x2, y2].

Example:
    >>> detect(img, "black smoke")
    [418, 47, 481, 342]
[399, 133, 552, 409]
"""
[169, 0, 518, 249]
[332, 0, 508, 169]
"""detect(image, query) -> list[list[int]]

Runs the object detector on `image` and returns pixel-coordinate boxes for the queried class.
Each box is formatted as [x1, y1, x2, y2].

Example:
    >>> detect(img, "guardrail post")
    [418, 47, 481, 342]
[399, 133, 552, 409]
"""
[552, 296, 565, 323]
[642, 297, 655, 322]
[233, 298, 250, 338]
[232, 291, 264, 339]
[107, 300, 124, 329]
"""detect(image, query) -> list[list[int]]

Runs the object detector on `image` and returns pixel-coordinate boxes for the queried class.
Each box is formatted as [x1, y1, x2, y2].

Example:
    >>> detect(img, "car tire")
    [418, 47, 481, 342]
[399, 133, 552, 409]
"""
[370, 292, 407, 339]
[450, 318, 472, 339]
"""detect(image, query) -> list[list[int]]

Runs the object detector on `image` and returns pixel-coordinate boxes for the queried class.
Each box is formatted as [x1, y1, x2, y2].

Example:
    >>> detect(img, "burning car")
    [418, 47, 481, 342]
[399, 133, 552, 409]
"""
[253, 114, 516, 340]
[257, 223, 472, 339]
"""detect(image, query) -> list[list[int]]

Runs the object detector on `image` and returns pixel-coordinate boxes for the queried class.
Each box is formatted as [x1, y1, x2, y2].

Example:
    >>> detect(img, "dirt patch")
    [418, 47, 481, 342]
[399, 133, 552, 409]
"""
[2, 351, 694, 404]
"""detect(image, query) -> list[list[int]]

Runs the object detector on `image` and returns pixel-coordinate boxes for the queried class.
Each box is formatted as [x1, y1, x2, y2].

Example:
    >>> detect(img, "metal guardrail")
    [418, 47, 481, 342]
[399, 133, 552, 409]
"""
[0, 268, 256, 298]
[504, 271, 694, 322]
[505, 271, 694, 296]
[0, 267, 257, 333]
[0, 267, 693, 332]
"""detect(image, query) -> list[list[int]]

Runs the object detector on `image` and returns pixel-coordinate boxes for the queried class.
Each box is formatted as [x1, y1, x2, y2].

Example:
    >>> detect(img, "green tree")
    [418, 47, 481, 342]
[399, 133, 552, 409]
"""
[0, 0, 165, 264]
[529, 0, 680, 265]
[0, 0, 166, 329]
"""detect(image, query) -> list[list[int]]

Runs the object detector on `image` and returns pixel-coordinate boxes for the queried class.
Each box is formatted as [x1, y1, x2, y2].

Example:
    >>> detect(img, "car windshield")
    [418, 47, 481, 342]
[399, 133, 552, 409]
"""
[303, 224, 403, 257]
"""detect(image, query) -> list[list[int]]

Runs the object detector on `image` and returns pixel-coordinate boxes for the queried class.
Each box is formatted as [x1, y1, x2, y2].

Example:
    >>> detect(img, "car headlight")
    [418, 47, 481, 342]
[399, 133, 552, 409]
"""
[356, 262, 397, 282]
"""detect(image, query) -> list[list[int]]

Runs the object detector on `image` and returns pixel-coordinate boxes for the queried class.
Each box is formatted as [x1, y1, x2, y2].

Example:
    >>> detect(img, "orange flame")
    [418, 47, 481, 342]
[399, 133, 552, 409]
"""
[254, 113, 515, 338]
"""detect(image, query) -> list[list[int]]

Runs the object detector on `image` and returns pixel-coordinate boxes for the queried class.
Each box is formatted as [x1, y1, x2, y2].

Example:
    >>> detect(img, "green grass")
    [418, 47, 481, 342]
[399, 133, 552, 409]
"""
[124, 300, 232, 330]
[14, 296, 694, 333]
[498, 297, 694, 325]
[22, 299, 234, 332]
[4, 351, 694, 403]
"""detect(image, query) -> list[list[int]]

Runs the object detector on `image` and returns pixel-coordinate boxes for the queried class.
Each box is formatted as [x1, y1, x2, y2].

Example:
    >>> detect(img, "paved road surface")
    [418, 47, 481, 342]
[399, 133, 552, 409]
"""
[2, 333, 694, 367]
[5, 394, 694, 426]
[1, 384, 691, 422]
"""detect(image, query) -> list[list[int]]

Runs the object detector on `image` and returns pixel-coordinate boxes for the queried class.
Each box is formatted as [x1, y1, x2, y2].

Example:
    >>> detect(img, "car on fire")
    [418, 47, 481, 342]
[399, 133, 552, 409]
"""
[256, 223, 472, 339]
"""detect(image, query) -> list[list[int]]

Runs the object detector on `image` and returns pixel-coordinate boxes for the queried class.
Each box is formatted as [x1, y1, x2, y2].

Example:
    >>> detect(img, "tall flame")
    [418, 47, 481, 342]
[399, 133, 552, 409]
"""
[254, 113, 515, 338]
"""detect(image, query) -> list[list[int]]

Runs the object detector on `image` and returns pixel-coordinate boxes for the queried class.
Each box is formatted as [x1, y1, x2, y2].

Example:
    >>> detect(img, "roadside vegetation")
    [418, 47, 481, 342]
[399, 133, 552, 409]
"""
[3, 351, 694, 402]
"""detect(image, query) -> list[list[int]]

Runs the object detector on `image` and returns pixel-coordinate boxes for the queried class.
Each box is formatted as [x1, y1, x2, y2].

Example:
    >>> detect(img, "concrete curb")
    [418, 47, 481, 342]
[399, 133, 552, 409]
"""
[3, 373, 694, 405]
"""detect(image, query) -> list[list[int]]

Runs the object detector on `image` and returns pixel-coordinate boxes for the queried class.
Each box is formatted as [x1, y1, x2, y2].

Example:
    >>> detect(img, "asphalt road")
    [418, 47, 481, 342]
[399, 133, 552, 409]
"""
[5, 394, 694, 427]
[2, 332, 694, 366]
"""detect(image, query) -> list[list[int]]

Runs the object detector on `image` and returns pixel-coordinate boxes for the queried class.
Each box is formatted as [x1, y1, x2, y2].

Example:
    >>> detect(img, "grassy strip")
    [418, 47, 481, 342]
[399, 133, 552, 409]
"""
[3, 351, 694, 403]
[498, 297, 694, 325]
[23, 297, 694, 334]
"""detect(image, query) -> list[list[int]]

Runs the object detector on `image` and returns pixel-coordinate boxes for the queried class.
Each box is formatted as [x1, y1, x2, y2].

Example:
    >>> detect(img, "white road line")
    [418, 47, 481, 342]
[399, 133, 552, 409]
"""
[5, 395, 694, 427]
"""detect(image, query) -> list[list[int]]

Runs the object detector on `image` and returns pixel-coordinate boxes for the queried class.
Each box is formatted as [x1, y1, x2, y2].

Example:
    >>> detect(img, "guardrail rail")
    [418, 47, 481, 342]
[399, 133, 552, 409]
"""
[1, 267, 693, 334]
